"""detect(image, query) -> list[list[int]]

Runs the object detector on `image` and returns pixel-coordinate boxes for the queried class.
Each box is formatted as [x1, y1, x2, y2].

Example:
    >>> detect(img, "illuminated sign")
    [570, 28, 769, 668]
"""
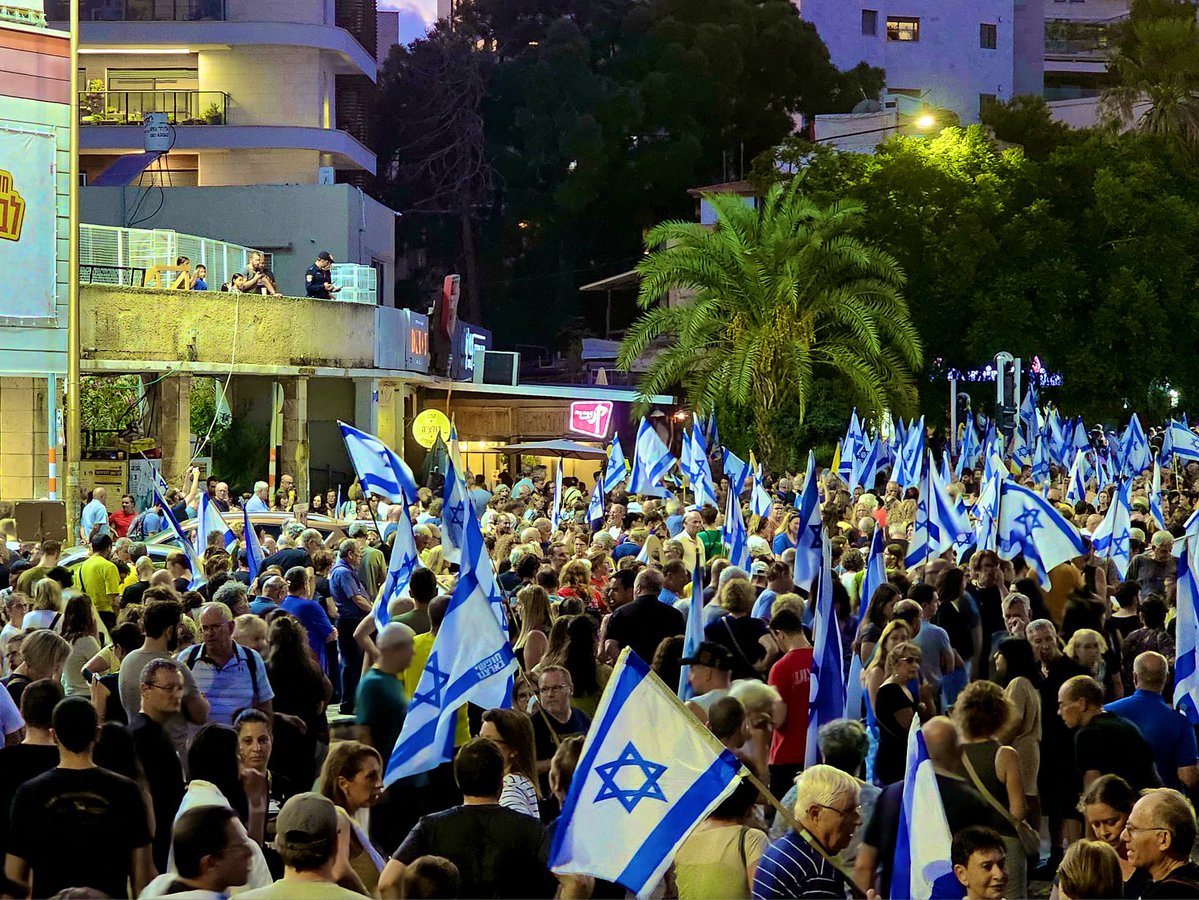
[932, 355, 1063, 388]
[569, 401, 614, 439]
[451, 321, 492, 380]
[0, 169, 25, 241]
[409, 324, 428, 357]
[412, 408, 452, 449]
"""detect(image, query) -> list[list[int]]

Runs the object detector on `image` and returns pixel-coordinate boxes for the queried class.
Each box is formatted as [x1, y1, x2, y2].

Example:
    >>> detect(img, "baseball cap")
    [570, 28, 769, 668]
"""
[275, 792, 338, 853]
[750, 560, 769, 576]
[747, 535, 771, 557]
[680, 641, 734, 672]
[317, 251, 335, 262]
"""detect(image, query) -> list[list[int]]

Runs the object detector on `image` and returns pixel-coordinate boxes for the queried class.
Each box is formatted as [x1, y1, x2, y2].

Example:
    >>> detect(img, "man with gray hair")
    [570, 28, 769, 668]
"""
[261, 527, 325, 574]
[754, 764, 861, 898]
[179, 601, 274, 724]
[1123, 788, 1199, 894]
[1106, 651, 1199, 790]
[249, 575, 286, 617]
[213, 579, 251, 617]
[245, 481, 270, 514]
[331, 538, 372, 714]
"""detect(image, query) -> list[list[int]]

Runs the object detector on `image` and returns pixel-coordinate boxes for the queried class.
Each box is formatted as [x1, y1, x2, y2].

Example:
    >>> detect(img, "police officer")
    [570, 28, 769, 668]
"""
[305, 251, 341, 299]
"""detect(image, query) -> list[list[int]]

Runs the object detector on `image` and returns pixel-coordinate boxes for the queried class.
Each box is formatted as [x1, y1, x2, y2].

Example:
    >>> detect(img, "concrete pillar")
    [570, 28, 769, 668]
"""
[155, 374, 192, 487]
[281, 375, 310, 504]
[354, 377, 380, 440]
[0, 377, 45, 500]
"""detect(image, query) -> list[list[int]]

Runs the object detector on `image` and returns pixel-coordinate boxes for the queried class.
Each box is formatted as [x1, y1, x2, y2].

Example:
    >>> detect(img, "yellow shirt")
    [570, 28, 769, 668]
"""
[676, 531, 707, 577]
[76, 554, 120, 613]
[402, 631, 469, 747]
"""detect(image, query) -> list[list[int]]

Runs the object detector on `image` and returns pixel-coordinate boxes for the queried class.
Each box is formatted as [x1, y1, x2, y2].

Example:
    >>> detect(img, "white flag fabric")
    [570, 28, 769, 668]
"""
[440, 454, 471, 565]
[197, 492, 235, 555]
[586, 479, 605, 525]
[604, 434, 629, 495]
[792, 450, 822, 592]
[551, 462, 564, 530]
[549, 648, 742, 897]
[1091, 477, 1132, 580]
[890, 717, 955, 899]
[338, 420, 419, 504]
[1175, 544, 1199, 723]
[375, 499, 421, 629]
[996, 480, 1086, 588]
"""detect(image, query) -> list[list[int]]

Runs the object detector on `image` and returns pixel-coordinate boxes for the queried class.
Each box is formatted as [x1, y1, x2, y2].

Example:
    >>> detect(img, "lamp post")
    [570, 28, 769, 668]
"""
[65, 0, 81, 542]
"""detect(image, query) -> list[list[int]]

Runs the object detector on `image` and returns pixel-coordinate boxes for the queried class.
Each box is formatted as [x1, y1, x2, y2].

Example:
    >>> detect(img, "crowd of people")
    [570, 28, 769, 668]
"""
[2, 441, 1199, 899]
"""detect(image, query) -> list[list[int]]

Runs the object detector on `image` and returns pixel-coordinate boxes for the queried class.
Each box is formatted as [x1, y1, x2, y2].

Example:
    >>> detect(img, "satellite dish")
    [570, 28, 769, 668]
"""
[852, 99, 883, 114]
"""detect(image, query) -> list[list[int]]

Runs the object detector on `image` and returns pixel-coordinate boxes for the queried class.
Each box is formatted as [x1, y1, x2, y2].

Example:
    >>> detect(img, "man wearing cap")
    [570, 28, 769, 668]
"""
[304, 252, 342, 299]
[240, 792, 361, 898]
[683, 641, 734, 725]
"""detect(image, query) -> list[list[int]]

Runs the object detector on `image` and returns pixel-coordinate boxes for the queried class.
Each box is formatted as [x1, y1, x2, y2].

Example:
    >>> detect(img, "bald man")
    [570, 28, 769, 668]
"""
[855, 718, 1004, 896]
[1106, 651, 1199, 790]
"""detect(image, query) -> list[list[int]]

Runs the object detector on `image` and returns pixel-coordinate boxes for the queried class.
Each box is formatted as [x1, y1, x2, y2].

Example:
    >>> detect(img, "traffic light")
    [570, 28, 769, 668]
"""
[994, 352, 1019, 439]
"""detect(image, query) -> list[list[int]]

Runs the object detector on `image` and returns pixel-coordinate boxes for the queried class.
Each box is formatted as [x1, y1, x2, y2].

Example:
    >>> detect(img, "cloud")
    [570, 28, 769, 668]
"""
[379, 0, 437, 43]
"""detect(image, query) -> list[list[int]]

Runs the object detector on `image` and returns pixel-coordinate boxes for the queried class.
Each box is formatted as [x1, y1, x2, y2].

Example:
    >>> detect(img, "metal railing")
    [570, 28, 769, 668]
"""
[79, 224, 378, 304]
[46, 0, 225, 20]
[79, 91, 228, 126]
[1044, 38, 1111, 57]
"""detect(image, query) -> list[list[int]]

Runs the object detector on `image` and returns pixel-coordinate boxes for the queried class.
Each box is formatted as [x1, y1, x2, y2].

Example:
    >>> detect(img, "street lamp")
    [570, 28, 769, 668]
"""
[915, 114, 937, 130]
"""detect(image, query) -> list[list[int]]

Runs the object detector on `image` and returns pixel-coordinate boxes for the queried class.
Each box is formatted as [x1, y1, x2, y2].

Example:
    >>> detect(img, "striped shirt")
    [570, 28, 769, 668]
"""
[179, 643, 274, 724]
[499, 773, 540, 820]
[752, 830, 849, 899]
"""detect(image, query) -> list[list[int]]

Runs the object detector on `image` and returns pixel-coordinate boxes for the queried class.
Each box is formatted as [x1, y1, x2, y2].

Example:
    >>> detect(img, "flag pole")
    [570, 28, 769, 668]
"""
[738, 767, 867, 899]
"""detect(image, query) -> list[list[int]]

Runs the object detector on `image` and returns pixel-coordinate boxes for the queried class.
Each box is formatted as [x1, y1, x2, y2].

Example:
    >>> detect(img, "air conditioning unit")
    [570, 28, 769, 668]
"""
[472, 350, 520, 386]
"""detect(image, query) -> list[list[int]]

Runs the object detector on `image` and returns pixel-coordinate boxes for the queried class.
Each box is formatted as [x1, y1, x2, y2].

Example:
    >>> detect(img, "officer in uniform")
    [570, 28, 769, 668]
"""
[305, 250, 341, 299]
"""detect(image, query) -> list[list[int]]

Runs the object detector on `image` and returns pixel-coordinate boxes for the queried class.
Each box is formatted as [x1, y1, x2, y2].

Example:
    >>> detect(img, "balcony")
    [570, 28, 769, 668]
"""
[79, 90, 228, 126]
[46, 0, 224, 20]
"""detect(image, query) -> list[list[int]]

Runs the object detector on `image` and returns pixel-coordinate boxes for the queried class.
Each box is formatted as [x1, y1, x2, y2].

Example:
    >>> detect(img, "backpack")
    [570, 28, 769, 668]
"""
[182, 643, 260, 700]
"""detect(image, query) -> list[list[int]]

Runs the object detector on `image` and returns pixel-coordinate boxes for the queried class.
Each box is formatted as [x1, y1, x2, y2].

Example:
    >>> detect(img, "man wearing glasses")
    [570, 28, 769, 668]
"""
[1123, 788, 1199, 897]
[530, 665, 590, 795]
[130, 658, 187, 870]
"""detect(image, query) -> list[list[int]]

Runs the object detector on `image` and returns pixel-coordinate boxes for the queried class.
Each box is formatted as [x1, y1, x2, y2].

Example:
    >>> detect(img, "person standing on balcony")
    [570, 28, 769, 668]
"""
[305, 251, 342, 300]
[238, 252, 279, 295]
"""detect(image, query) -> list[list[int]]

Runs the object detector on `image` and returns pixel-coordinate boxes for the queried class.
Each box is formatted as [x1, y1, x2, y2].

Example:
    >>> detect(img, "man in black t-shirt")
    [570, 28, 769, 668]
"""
[378, 738, 555, 899]
[1059, 674, 1160, 794]
[129, 658, 187, 870]
[530, 665, 591, 794]
[602, 568, 684, 664]
[0, 680, 62, 852]
[7, 696, 153, 899]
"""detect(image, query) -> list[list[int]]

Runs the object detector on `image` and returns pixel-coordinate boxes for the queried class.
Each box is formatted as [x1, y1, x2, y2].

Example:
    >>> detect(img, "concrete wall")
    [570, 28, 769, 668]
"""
[798, 0, 1035, 123]
[81, 285, 376, 368]
[198, 47, 325, 128]
[226, 0, 329, 25]
[200, 149, 322, 186]
[0, 378, 49, 500]
[80, 183, 396, 306]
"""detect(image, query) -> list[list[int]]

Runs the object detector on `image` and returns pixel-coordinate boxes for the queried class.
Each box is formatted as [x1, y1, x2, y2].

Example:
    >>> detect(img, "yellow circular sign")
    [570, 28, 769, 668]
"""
[412, 409, 452, 449]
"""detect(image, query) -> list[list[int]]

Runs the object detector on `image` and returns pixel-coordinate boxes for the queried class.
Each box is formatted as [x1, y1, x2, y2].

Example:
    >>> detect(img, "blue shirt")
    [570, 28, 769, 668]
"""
[666, 514, 684, 536]
[1105, 689, 1198, 790]
[752, 588, 778, 621]
[81, 498, 110, 540]
[330, 560, 370, 623]
[248, 598, 278, 617]
[468, 487, 492, 515]
[193, 277, 208, 291]
[772, 532, 797, 555]
[280, 595, 335, 669]
[752, 830, 849, 899]
[612, 541, 641, 561]
[141, 510, 166, 536]
[244, 495, 269, 513]
[659, 587, 680, 606]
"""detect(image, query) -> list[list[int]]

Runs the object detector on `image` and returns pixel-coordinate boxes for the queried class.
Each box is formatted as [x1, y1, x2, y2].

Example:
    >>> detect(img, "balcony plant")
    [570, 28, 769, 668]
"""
[79, 79, 108, 125]
[203, 102, 224, 125]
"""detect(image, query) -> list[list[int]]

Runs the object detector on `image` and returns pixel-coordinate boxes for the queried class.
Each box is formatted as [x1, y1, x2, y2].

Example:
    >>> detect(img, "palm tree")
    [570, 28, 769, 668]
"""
[1101, 5, 1199, 146]
[617, 177, 923, 460]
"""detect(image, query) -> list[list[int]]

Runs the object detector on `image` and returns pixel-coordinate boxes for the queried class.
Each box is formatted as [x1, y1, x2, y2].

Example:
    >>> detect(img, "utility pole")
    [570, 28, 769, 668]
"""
[65, 0, 81, 542]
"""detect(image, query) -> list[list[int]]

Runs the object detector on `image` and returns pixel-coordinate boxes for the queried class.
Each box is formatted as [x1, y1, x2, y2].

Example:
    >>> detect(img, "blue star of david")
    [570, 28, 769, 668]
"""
[1114, 528, 1131, 548]
[594, 742, 668, 813]
[855, 446, 869, 461]
[1013, 508, 1043, 533]
[446, 504, 464, 530]
[807, 522, 823, 546]
[412, 653, 449, 708]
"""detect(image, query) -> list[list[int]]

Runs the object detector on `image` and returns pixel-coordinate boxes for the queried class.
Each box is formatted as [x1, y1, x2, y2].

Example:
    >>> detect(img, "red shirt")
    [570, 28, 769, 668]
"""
[769, 647, 813, 766]
[108, 509, 136, 538]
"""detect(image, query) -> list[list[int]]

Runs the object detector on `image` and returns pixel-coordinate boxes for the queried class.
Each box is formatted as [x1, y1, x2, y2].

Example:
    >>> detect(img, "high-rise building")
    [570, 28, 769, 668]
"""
[1044, 0, 1126, 101]
[797, 0, 1046, 123]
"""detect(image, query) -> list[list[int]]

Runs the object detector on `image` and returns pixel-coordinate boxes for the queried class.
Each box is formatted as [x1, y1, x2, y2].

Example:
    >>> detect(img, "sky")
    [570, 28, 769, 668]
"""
[379, 0, 437, 44]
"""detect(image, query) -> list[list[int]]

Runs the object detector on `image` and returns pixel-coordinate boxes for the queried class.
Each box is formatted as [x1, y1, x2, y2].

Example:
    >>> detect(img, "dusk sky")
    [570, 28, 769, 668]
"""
[379, 0, 436, 44]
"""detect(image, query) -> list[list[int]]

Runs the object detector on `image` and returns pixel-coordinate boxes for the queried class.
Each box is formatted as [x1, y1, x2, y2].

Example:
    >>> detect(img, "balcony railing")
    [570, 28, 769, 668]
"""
[1045, 38, 1111, 58]
[79, 91, 228, 126]
[46, 0, 225, 21]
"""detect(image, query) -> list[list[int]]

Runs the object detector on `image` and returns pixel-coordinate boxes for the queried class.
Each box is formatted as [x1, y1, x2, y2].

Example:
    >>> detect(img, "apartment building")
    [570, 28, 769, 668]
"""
[46, 0, 396, 305]
[797, 0, 1045, 123]
[1044, 0, 1127, 100]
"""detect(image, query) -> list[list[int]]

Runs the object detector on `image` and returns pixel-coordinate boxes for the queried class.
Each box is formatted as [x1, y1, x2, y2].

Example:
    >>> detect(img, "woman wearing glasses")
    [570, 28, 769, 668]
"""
[872, 642, 925, 786]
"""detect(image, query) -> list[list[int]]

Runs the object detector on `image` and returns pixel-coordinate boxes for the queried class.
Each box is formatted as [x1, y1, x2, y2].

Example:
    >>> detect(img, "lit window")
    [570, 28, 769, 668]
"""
[980, 23, 997, 49]
[886, 16, 920, 41]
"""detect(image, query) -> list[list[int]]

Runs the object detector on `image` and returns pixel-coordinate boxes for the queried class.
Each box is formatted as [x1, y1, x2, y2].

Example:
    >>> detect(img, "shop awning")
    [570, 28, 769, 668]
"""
[496, 439, 608, 460]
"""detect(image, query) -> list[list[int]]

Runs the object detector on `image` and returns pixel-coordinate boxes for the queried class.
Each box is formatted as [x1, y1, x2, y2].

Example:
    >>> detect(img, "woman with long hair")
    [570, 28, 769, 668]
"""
[513, 585, 553, 671]
[264, 615, 331, 789]
[993, 636, 1042, 829]
[59, 596, 101, 697]
[771, 511, 800, 555]
[854, 583, 904, 663]
[23, 577, 63, 631]
[873, 642, 924, 785]
[1078, 774, 1146, 897]
[317, 740, 386, 893]
[953, 680, 1031, 899]
[480, 707, 542, 819]
[557, 559, 602, 611]
[540, 614, 611, 718]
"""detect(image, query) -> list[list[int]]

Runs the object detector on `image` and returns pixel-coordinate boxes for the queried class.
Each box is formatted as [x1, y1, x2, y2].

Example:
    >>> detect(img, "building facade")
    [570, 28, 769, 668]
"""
[1043, 0, 1126, 101]
[797, 0, 1045, 123]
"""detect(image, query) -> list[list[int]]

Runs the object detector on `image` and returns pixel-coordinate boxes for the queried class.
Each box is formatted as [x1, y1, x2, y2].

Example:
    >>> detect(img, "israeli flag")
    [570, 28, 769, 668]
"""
[551, 463, 564, 531]
[723, 487, 750, 571]
[1070, 417, 1091, 455]
[1170, 421, 1199, 464]
[630, 418, 674, 498]
[549, 648, 742, 897]
[1091, 477, 1132, 579]
[679, 560, 706, 700]
[1009, 427, 1032, 470]
[1019, 383, 1038, 435]
[722, 448, 752, 497]
[338, 421, 419, 505]
[750, 462, 772, 519]
[242, 504, 264, 582]
[440, 453, 471, 565]
[793, 450, 823, 592]
[1119, 414, 1151, 476]
[376, 500, 421, 629]
[1162, 422, 1176, 467]
[806, 535, 845, 767]
[997, 480, 1086, 588]
[846, 525, 885, 719]
[688, 427, 719, 510]
[955, 412, 980, 479]
[1066, 449, 1089, 505]
[890, 717, 955, 899]
[904, 454, 969, 569]
[197, 491, 236, 555]
[1030, 435, 1050, 486]
[702, 415, 720, 453]
[604, 434, 629, 495]
[586, 479, 605, 525]
[974, 471, 1001, 554]
[1174, 544, 1199, 723]
[1151, 459, 1165, 528]
[154, 487, 206, 590]
[384, 506, 515, 785]
[846, 408, 865, 459]
[895, 417, 926, 489]
[850, 434, 881, 493]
